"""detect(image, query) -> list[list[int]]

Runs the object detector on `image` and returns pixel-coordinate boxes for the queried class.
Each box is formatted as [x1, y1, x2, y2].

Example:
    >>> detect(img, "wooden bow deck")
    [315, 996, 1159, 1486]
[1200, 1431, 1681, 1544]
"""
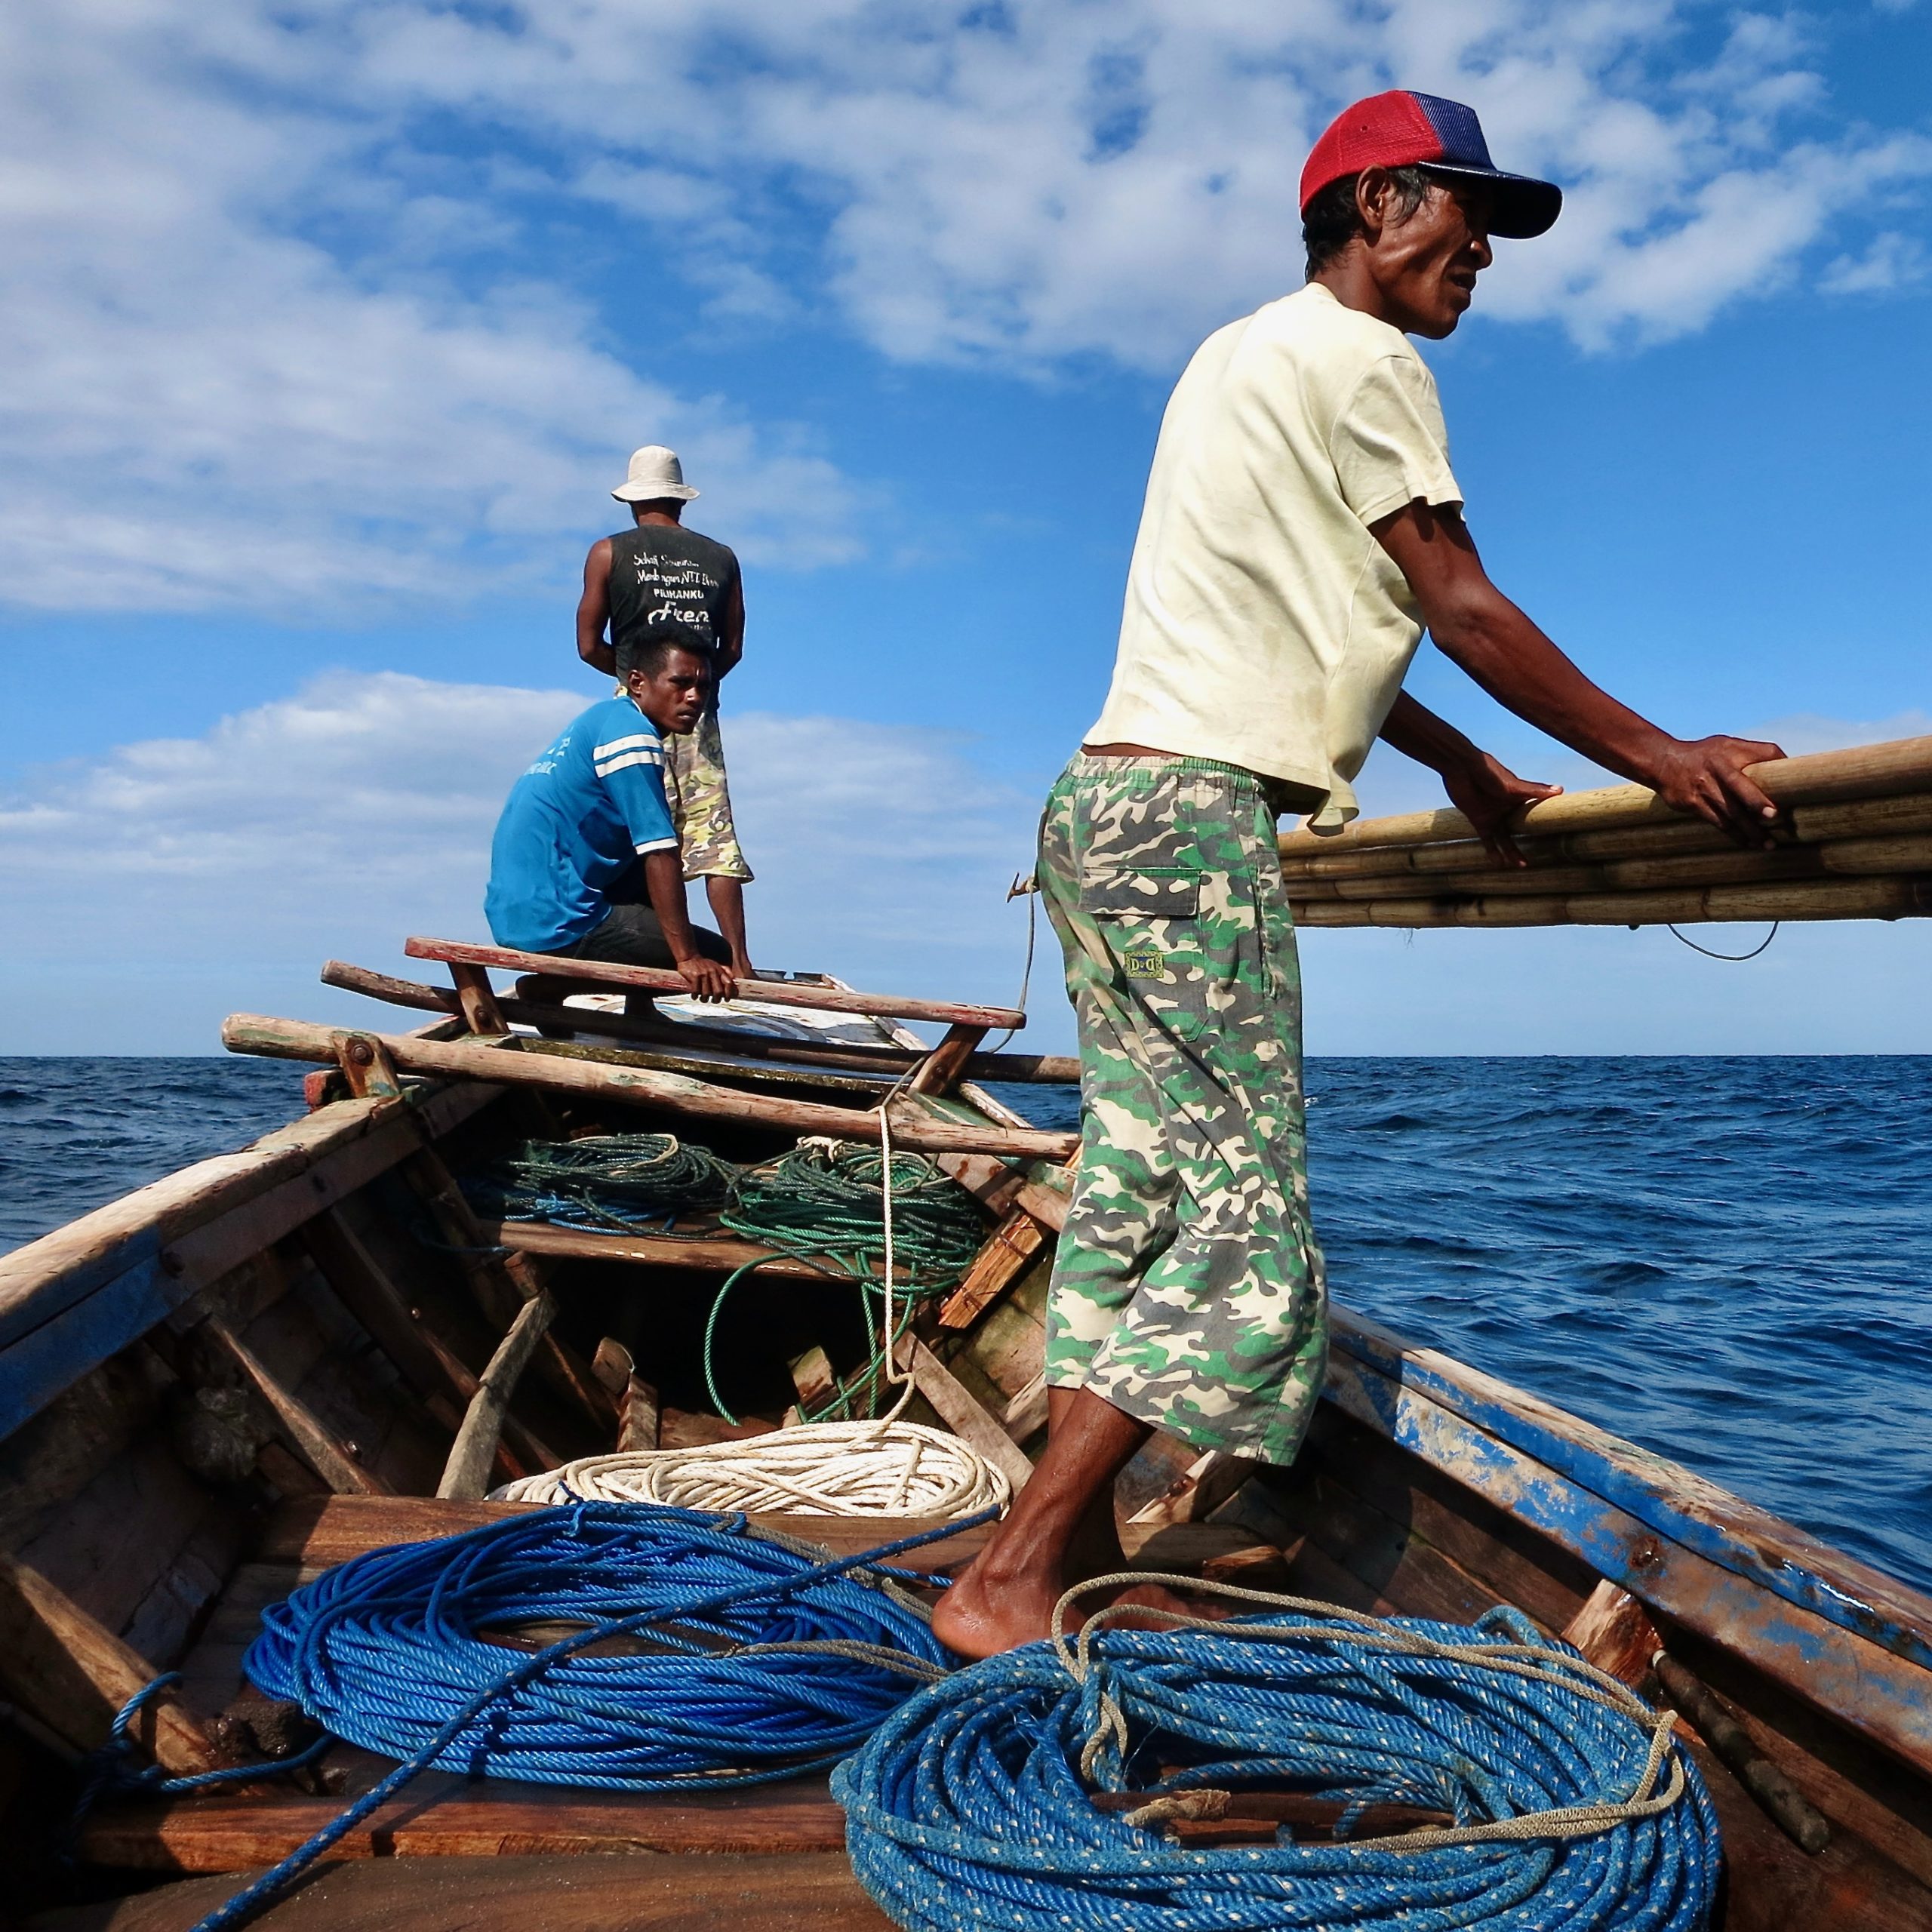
[8, 946, 1932, 1928]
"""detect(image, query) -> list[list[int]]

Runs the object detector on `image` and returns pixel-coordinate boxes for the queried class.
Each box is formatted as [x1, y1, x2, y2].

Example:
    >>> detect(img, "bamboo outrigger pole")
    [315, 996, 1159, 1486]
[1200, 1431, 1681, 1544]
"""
[1280, 734, 1932, 929]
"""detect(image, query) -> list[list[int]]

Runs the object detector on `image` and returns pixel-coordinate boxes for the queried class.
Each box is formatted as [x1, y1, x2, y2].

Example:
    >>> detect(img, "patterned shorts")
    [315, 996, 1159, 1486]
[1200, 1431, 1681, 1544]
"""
[1038, 752, 1327, 1466]
[616, 685, 753, 883]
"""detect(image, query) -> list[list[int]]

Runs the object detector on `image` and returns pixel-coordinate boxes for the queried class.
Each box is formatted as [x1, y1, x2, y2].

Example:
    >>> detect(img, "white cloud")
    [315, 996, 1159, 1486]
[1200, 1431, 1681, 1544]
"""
[1822, 232, 1930, 296]
[0, 2, 862, 614]
[328, 0, 1932, 365]
[0, 672, 1042, 1049]
[3, 1, 1927, 620]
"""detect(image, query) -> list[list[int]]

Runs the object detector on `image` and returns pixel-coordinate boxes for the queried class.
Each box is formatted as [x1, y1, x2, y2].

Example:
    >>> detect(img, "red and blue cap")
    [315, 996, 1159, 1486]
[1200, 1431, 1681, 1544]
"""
[1300, 91, 1561, 240]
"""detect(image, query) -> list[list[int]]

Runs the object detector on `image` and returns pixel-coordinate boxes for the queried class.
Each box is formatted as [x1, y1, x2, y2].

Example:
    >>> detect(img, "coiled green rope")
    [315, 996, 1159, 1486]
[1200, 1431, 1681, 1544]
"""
[459, 1132, 989, 1427]
[708, 1140, 987, 1424]
[460, 1132, 739, 1232]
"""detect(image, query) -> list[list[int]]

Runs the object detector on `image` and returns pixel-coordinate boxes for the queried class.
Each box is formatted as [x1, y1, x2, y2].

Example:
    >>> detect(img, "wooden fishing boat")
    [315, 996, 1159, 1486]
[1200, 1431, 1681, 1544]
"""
[4, 934, 1930, 1930]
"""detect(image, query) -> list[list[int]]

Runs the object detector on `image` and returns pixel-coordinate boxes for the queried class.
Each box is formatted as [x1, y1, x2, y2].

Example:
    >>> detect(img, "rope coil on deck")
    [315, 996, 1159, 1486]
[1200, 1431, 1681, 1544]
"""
[460, 1131, 738, 1230]
[494, 1418, 1011, 1520]
[834, 1576, 1721, 1931]
[244, 1503, 955, 1792]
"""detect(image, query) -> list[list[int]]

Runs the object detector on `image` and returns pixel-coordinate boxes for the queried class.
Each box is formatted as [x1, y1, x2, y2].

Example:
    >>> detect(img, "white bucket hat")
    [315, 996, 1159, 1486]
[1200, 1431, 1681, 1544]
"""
[611, 445, 700, 503]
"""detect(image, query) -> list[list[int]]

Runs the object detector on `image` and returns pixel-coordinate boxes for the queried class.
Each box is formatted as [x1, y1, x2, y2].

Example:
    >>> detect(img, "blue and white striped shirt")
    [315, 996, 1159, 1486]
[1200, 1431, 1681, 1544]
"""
[485, 696, 679, 952]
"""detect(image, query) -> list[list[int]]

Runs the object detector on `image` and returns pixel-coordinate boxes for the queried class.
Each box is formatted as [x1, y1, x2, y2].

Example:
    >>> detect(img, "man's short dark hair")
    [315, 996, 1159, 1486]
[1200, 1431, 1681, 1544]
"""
[1303, 165, 1435, 275]
[619, 635, 713, 681]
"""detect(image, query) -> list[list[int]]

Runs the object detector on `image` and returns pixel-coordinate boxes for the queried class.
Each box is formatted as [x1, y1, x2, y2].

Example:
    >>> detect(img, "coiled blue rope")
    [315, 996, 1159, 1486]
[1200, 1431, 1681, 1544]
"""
[834, 1580, 1721, 1931]
[149, 1504, 978, 1932]
[245, 1503, 956, 1790]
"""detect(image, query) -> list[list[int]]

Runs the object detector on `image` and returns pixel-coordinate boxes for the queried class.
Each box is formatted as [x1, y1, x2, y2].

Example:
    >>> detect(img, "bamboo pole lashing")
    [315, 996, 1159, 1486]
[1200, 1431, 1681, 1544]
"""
[1277, 734, 1932, 860]
[1278, 789, 1932, 884]
[1290, 875, 1931, 929]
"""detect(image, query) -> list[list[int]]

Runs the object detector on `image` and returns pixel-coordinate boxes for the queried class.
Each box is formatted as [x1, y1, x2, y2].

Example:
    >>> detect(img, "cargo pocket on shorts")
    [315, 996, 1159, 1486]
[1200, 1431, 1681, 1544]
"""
[1078, 868, 1202, 919]
[1078, 866, 1210, 1041]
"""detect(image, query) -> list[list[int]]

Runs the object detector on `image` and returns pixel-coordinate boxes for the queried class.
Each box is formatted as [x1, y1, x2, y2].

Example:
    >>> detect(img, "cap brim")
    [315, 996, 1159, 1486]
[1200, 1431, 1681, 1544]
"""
[1421, 163, 1562, 240]
[611, 483, 701, 502]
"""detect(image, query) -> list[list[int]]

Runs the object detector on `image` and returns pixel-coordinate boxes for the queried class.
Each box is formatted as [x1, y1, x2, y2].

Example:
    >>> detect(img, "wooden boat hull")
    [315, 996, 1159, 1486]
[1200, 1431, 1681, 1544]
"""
[5, 996, 1932, 1929]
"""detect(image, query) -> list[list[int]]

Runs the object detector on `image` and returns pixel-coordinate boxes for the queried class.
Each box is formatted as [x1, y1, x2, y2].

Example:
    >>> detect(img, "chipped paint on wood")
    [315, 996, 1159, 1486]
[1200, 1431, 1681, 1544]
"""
[1321, 1343, 1932, 1775]
[1327, 1306, 1932, 1673]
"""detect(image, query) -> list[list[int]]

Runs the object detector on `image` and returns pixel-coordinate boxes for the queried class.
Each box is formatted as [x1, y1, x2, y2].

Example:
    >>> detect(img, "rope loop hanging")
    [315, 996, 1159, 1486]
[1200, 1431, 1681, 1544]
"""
[834, 1574, 1721, 1931]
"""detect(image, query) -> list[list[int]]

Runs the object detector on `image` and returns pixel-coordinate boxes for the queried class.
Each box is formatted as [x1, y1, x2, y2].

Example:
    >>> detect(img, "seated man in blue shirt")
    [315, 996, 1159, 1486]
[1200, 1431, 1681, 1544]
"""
[485, 638, 736, 1004]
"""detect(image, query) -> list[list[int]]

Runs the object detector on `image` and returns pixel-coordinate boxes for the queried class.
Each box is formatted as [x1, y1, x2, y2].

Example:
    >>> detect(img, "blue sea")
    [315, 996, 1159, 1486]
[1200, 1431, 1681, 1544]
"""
[5, 1054, 1929, 1596]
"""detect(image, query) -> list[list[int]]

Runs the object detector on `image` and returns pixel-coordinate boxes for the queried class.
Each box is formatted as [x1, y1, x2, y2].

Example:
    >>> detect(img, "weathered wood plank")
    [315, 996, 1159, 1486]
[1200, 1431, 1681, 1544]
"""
[446, 962, 509, 1037]
[398, 1150, 615, 1440]
[906, 1023, 988, 1097]
[0, 1084, 497, 1442]
[1286, 1404, 1596, 1635]
[1328, 1306, 1932, 1675]
[254, 1496, 990, 1576]
[224, 1016, 1078, 1162]
[436, 1296, 555, 1501]
[81, 1775, 854, 1870]
[297, 1210, 558, 1480]
[201, 1317, 388, 1497]
[40, 1852, 895, 1928]
[404, 937, 1026, 1031]
[470, 1219, 832, 1281]
[321, 960, 1079, 1082]
[938, 1209, 1048, 1331]
[1322, 1326, 1932, 1774]
[892, 1337, 1033, 1493]
[0, 1552, 229, 1773]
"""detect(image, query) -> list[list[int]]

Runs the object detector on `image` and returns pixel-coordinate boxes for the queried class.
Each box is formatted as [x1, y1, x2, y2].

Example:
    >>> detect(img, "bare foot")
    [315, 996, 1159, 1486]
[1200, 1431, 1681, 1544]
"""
[931, 1555, 1073, 1660]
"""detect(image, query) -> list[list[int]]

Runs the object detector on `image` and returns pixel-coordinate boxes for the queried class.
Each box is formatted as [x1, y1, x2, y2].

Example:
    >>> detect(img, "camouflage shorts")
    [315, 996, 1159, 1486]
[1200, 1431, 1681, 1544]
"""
[1038, 752, 1326, 1466]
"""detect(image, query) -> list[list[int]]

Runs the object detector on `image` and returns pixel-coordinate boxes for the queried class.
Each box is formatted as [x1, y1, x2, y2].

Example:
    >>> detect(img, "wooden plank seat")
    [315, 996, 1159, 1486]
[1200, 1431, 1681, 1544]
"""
[82, 1496, 1279, 1875]
[35, 1851, 894, 1930]
[403, 939, 1026, 1033]
[319, 961, 1081, 1086]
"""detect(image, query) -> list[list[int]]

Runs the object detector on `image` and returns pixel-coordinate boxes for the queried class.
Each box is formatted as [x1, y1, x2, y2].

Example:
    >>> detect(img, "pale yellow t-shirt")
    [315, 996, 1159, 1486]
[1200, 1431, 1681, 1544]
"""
[1087, 281, 1462, 825]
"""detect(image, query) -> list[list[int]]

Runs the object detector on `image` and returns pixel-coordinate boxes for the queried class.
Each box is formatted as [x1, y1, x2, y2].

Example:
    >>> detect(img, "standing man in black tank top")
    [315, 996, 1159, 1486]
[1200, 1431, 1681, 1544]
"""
[577, 445, 756, 980]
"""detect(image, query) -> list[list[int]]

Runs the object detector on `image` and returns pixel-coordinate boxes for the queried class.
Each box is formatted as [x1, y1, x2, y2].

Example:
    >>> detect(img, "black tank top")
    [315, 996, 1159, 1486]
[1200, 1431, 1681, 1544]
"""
[607, 524, 740, 672]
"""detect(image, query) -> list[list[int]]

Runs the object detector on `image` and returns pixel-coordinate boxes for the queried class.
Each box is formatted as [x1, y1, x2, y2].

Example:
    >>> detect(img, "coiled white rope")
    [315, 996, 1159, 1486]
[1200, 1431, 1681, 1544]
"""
[493, 1418, 1009, 1518]
[496, 1072, 1014, 1524]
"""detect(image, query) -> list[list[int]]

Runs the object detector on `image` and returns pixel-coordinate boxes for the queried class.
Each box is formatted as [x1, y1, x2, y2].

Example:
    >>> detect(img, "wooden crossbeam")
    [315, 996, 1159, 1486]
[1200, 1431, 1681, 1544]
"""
[322, 959, 1081, 1082]
[198, 1315, 390, 1497]
[225, 1014, 1078, 1162]
[397, 1146, 617, 1438]
[906, 1023, 989, 1098]
[404, 937, 1026, 1031]
[297, 1209, 562, 1478]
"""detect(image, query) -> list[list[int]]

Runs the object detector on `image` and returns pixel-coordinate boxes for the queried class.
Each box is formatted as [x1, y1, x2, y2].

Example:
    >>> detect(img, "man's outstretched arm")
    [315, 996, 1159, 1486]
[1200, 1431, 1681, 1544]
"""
[1377, 690, 1561, 865]
[577, 539, 616, 677]
[1373, 500, 1784, 844]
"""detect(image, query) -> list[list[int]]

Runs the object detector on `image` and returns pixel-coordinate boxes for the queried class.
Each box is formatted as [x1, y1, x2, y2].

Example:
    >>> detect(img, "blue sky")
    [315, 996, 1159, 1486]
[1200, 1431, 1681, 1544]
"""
[2, 0, 1929, 1054]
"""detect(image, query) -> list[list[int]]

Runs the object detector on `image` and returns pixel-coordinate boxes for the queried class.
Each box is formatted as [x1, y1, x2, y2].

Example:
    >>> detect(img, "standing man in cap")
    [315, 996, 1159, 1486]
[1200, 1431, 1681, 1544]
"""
[934, 91, 1783, 1658]
[577, 445, 757, 983]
